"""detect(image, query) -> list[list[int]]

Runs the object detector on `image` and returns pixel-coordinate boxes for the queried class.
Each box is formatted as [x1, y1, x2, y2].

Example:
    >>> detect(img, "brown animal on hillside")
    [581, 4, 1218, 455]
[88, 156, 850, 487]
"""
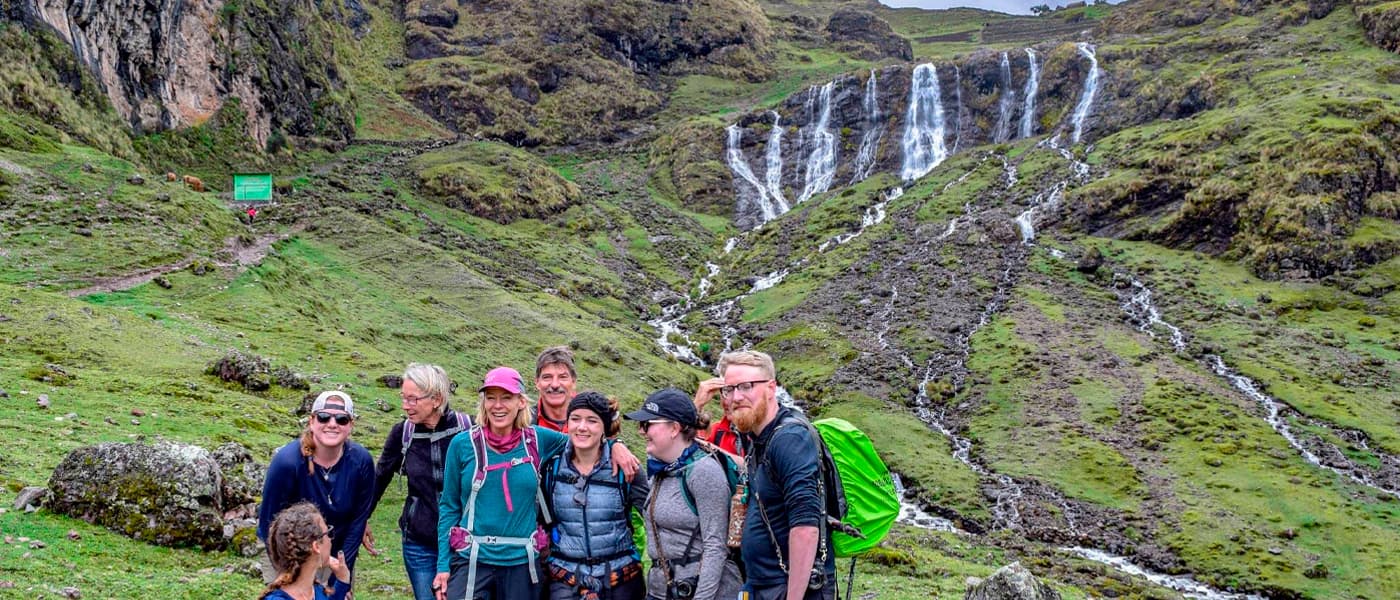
[165, 172, 177, 182]
[182, 175, 204, 192]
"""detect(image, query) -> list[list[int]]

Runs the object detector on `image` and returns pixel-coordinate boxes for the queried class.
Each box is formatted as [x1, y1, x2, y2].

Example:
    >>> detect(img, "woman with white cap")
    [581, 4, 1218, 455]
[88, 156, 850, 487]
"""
[259, 390, 377, 597]
[433, 367, 640, 600]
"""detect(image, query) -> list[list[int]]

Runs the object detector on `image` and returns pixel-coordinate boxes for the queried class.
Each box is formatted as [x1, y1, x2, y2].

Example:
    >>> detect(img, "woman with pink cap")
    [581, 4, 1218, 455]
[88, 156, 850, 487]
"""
[259, 390, 376, 597]
[434, 367, 640, 600]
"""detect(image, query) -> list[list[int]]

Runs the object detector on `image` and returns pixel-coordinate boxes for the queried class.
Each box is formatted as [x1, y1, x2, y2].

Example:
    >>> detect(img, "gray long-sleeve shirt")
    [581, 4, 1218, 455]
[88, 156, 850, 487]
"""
[643, 452, 741, 600]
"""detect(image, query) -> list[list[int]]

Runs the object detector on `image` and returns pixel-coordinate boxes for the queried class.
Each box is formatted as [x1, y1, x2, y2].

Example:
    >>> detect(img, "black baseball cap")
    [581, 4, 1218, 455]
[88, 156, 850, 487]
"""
[624, 388, 698, 428]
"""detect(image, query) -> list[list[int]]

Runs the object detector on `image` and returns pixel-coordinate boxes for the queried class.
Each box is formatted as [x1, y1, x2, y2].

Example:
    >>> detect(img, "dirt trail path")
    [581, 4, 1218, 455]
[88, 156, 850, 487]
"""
[65, 224, 304, 297]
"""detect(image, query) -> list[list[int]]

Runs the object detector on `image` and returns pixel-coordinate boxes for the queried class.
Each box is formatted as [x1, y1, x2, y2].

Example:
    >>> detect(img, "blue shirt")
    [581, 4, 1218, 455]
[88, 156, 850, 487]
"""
[257, 440, 376, 579]
[437, 426, 567, 572]
[740, 407, 837, 588]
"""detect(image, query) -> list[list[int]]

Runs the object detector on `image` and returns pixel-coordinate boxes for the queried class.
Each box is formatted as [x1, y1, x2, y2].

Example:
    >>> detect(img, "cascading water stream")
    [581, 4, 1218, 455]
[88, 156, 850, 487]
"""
[900, 63, 949, 181]
[1020, 48, 1040, 139]
[1070, 42, 1100, 144]
[725, 124, 781, 223]
[1116, 276, 1400, 498]
[850, 69, 883, 184]
[992, 52, 1015, 143]
[892, 473, 960, 531]
[950, 65, 965, 155]
[798, 81, 837, 203]
[764, 111, 789, 212]
[1064, 548, 1266, 600]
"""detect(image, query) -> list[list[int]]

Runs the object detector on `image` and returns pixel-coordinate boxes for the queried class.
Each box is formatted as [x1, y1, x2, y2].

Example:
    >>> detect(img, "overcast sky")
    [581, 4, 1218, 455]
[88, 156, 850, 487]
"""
[878, 0, 1123, 15]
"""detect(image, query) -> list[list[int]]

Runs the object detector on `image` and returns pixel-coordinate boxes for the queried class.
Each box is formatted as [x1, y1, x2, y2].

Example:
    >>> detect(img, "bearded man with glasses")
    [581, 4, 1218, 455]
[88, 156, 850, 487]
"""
[721, 351, 837, 600]
[260, 390, 377, 598]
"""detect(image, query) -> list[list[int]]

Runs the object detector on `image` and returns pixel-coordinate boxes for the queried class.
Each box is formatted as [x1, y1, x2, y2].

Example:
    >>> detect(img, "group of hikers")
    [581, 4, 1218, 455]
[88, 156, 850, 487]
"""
[256, 347, 840, 600]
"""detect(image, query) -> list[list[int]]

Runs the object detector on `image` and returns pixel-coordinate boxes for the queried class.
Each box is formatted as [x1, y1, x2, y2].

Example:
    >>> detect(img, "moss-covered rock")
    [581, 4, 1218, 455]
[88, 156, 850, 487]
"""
[649, 117, 730, 215]
[400, 0, 771, 144]
[48, 442, 226, 550]
[412, 142, 582, 223]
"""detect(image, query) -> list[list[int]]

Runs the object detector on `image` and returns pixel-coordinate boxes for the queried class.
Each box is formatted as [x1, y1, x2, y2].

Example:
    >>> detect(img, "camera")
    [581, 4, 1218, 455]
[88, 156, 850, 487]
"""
[807, 570, 827, 591]
[668, 576, 698, 599]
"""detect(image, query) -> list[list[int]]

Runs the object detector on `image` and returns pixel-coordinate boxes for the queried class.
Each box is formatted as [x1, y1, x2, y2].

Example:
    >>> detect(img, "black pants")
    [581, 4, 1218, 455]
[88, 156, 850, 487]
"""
[549, 575, 644, 600]
[747, 581, 836, 600]
[447, 555, 544, 600]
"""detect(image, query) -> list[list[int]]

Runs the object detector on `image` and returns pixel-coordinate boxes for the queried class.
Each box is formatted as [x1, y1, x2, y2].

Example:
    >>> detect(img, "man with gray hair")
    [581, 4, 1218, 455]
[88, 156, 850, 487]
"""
[723, 350, 836, 600]
[534, 346, 578, 432]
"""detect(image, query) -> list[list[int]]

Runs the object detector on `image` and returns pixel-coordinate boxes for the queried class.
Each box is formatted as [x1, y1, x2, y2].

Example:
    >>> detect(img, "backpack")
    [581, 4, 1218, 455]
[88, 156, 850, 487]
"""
[453, 424, 550, 594]
[812, 418, 900, 556]
[678, 439, 748, 518]
[400, 411, 470, 475]
[760, 415, 899, 558]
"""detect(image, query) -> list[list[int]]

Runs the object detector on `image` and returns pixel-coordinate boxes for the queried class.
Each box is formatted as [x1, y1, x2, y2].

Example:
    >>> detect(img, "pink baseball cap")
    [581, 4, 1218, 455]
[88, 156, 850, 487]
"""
[479, 366, 525, 394]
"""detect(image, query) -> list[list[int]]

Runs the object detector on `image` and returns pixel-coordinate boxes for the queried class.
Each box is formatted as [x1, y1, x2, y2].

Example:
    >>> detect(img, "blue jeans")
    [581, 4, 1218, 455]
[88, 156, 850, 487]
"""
[403, 537, 439, 600]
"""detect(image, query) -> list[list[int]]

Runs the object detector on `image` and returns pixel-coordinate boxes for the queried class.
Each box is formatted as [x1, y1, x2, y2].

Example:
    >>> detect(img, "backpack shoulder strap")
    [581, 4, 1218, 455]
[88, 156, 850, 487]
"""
[469, 425, 489, 483]
[522, 426, 552, 524]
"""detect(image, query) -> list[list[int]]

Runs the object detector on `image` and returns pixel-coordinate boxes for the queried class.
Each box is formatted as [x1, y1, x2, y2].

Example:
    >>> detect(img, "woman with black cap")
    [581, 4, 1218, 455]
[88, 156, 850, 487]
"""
[626, 388, 741, 600]
[540, 391, 650, 600]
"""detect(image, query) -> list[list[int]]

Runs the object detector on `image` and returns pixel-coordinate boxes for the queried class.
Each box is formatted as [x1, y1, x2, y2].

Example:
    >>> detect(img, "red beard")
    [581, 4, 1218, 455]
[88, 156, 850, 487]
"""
[732, 398, 771, 433]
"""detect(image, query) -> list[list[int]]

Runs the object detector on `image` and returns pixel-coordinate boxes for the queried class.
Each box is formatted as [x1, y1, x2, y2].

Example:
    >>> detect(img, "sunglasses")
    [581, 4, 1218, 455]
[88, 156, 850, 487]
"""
[314, 412, 353, 426]
[639, 419, 674, 433]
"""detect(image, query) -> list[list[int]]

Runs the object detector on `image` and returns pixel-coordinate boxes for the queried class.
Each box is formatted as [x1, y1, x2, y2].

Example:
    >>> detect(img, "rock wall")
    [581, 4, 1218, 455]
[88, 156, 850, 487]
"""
[5, 0, 355, 148]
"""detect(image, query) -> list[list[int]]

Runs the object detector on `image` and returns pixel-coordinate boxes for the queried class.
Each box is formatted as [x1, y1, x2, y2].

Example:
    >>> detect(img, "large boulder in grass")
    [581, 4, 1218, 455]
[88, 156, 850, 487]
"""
[48, 442, 226, 550]
[965, 563, 1061, 600]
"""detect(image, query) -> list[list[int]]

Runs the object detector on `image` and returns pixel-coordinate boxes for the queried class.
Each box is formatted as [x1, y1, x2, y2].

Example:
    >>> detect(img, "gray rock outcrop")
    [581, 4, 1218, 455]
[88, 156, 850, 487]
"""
[965, 563, 1062, 600]
[48, 441, 228, 550]
[6, 0, 356, 148]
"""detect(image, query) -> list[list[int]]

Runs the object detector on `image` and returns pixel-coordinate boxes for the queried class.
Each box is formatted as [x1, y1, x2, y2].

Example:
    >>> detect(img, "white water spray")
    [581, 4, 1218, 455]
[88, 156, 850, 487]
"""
[1065, 548, 1266, 600]
[900, 63, 949, 181]
[798, 81, 837, 203]
[764, 111, 789, 211]
[850, 70, 883, 184]
[993, 52, 1015, 143]
[1020, 48, 1040, 139]
[1070, 42, 1100, 144]
[725, 125, 782, 223]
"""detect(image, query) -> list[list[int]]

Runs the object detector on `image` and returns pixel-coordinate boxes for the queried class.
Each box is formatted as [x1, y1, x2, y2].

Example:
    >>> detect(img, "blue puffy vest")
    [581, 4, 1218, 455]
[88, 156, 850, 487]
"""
[544, 444, 640, 579]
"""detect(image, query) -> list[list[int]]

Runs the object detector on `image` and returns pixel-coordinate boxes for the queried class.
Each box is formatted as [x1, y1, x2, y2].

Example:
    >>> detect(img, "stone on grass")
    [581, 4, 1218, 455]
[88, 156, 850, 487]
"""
[964, 562, 1061, 600]
[14, 486, 47, 511]
[37, 394, 49, 409]
[48, 441, 226, 549]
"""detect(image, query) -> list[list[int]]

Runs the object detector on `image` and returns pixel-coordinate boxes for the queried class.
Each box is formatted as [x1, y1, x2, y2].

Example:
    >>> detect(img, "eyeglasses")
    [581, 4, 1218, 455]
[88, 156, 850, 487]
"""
[321, 525, 335, 539]
[639, 419, 673, 432]
[401, 393, 433, 405]
[314, 412, 353, 426]
[720, 379, 770, 398]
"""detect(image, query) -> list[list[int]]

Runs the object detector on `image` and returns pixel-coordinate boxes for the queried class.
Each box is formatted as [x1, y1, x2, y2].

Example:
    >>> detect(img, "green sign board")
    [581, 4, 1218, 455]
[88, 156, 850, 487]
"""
[233, 173, 273, 203]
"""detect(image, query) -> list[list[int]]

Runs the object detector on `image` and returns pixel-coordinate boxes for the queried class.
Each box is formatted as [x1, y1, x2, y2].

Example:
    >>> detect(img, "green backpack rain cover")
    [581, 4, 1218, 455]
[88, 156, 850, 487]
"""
[814, 418, 901, 557]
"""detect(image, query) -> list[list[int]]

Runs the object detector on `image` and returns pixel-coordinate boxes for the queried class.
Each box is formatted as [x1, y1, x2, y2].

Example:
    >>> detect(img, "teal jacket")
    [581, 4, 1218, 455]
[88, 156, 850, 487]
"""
[436, 426, 567, 572]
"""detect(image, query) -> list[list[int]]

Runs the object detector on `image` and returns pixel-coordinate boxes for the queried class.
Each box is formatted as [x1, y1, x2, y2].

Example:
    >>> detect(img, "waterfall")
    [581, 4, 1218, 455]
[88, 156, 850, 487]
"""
[992, 52, 1014, 143]
[725, 125, 780, 223]
[850, 70, 883, 184]
[798, 81, 837, 204]
[1020, 48, 1040, 139]
[950, 65, 964, 155]
[763, 111, 789, 213]
[1070, 42, 1100, 144]
[900, 63, 949, 182]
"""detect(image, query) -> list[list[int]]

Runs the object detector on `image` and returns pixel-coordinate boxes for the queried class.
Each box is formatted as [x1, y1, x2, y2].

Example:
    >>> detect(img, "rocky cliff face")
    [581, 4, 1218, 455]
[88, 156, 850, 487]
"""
[400, 0, 772, 146]
[5, 0, 356, 149]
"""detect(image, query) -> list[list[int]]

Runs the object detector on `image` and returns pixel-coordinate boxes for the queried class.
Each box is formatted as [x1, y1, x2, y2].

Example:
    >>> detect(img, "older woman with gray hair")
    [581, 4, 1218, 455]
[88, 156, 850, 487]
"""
[372, 363, 474, 600]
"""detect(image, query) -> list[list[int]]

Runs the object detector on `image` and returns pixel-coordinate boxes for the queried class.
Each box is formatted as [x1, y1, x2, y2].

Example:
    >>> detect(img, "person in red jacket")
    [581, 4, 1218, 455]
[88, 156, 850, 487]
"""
[694, 377, 742, 456]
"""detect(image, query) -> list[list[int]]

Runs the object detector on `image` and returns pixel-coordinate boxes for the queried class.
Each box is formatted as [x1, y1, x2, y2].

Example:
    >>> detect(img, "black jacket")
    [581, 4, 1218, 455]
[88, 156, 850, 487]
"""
[373, 411, 471, 546]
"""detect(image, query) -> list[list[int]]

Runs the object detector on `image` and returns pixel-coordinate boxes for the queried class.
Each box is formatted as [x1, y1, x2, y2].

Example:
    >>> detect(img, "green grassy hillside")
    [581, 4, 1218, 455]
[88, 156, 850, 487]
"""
[3, 0, 1399, 598]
